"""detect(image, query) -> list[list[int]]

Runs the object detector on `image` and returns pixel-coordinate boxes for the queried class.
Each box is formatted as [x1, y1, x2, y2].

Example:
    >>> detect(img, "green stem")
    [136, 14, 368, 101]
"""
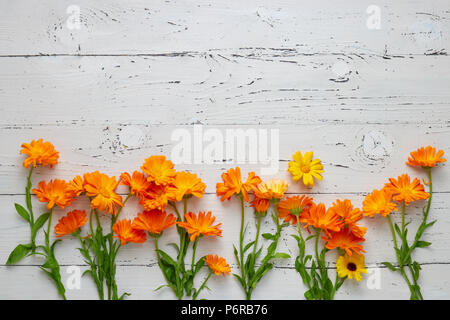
[238, 194, 247, 292]
[193, 271, 212, 300]
[25, 167, 36, 251]
[191, 238, 199, 271]
[252, 214, 262, 258]
[111, 193, 131, 227]
[401, 202, 406, 236]
[155, 236, 179, 299]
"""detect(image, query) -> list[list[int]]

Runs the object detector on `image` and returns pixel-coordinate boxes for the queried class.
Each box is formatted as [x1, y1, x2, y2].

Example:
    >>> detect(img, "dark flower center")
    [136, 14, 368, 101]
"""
[347, 262, 357, 271]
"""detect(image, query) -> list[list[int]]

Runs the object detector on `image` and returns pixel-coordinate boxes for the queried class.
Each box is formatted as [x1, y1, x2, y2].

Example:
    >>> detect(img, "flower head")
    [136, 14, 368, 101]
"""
[132, 209, 177, 236]
[20, 139, 59, 168]
[177, 211, 222, 241]
[253, 179, 289, 200]
[84, 171, 123, 214]
[277, 195, 314, 225]
[140, 183, 174, 211]
[299, 203, 342, 235]
[68, 175, 85, 196]
[141, 155, 176, 186]
[336, 253, 367, 282]
[33, 179, 76, 209]
[113, 219, 147, 246]
[288, 151, 324, 188]
[204, 254, 231, 276]
[54, 210, 87, 237]
[384, 174, 429, 206]
[362, 188, 397, 217]
[322, 228, 366, 256]
[168, 171, 206, 202]
[406, 146, 446, 168]
[328, 199, 367, 238]
[250, 196, 270, 216]
[216, 167, 261, 202]
[120, 171, 151, 200]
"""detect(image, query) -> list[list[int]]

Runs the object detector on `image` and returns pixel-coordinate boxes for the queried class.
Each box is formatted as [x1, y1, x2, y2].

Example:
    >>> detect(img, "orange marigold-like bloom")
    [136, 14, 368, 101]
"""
[204, 254, 231, 276]
[384, 174, 429, 206]
[250, 196, 270, 215]
[113, 219, 147, 246]
[141, 155, 176, 186]
[328, 199, 367, 238]
[362, 188, 397, 217]
[168, 171, 206, 202]
[277, 195, 314, 225]
[84, 171, 123, 214]
[406, 146, 446, 168]
[54, 210, 87, 237]
[20, 139, 59, 168]
[177, 211, 222, 241]
[68, 175, 85, 196]
[132, 209, 177, 236]
[299, 203, 343, 236]
[140, 183, 174, 211]
[120, 171, 151, 200]
[216, 167, 261, 202]
[253, 179, 289, 200]
[322, 228, 366, 256]
[33, 179, 76, 209]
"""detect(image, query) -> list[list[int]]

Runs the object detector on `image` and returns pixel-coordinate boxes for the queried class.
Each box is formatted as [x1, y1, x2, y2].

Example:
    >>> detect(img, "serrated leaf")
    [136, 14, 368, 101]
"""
[6, 243, 32, 265]
[14, 203, 30, 223]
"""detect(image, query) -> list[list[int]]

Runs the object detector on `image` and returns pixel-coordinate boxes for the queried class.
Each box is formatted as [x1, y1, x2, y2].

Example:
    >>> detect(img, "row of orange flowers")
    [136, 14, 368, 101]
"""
[8, 139, 446, 300]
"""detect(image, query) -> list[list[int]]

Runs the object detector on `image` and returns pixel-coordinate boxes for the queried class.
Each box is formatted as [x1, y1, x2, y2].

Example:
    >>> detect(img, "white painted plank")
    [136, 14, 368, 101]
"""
[0, 124, 448, 195]
[0, 55, 449, 126]
[1, 193, 449, 266]
[1, 264, 449, 299]
[0, 0, 449, 56]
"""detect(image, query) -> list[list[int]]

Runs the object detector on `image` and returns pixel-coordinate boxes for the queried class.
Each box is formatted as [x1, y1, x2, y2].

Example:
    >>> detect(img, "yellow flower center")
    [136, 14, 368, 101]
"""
[301, 165, 310, 173]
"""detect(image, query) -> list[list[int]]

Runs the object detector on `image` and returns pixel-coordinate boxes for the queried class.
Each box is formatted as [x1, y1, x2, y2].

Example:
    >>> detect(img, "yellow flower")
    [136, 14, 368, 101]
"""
[288, 151, 324, 188]
[336, 253, 367, 282]
[253, 179, 289, 200]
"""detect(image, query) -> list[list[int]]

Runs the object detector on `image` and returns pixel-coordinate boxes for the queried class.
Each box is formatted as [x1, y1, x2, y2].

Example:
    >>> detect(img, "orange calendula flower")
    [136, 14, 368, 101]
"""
[113, 219, 147, 246]
[250, 196, 270, 215]
[33, 179, 76, 209]
[20, 139, 59, 168]
[216, 167, 261, 202]
[84, 171, 123, 214]
[299, 203, 343, 235]
[328, 199, 367, 238]
[384, 174, 429, 206]
[362, 188, 397, 217]
[204, 254, 231, 276]
[288, 151, 324, 188]
[120, 171, 151, 200]
[54, 210, 87, 237]
[177, 211, 222, 241]
[140, 183, 174, 211]
[322, 228, 366, 256]
[253, 179, 289, 200]
[168, 171, 206, 202]
[132, 209, 177, 236]
[68, 175, 85, 196]
[277, 195, 314, 225]
[406, 146, 446, 168]
[141, 155, 176, 186]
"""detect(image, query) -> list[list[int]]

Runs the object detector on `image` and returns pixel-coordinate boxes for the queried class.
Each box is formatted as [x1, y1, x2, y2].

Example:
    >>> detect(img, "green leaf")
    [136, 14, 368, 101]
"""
[233, 273, 246, 288]
[415, 241, 432, 248]
[194, 256, 206, 275]
[262, 233, 275, 240]
[31, 212, 51, 239]
[167, 243, 180, 253]
[154, 284, 169, 292]
[381, 261, 398, 272]
[244, 241, 256, 252]
[394, 223, 402, 237]
[156, 250, 177, 268]
[6, 243, 33, 264]
[14, 203, 30, 223]
[272, 252, 290, 259]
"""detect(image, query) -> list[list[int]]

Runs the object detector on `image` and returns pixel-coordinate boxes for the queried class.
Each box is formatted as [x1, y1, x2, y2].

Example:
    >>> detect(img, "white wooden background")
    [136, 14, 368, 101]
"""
[1, 0, 449, 300]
